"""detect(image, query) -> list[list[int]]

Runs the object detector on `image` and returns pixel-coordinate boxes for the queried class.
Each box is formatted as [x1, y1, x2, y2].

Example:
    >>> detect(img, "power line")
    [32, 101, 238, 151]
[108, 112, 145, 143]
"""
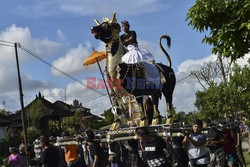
[18, 44, 107, 97]
[176, 75, 190, 83]
[0, 43, 15, 47]
[0, 40, 14, 45]
[0, 41, 110, 105]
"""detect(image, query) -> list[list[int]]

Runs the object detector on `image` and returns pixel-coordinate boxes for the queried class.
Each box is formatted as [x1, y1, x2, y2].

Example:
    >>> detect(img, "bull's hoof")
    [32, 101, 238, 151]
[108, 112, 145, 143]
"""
[165, 115, 173, 125]
[139, 119, 148, 127]
[152, 117, 159, 125]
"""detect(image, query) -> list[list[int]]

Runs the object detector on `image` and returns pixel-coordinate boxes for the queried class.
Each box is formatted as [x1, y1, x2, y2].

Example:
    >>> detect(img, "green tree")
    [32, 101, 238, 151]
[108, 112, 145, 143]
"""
[195, 60, 250, 119]
[26, 100, 46, 128]
[173, 111, 188, 123]
[0, 109, 11, 115]
[21, 126, 41, 144]
[101, 108, 114, 125]
[187, 0, 250, 61]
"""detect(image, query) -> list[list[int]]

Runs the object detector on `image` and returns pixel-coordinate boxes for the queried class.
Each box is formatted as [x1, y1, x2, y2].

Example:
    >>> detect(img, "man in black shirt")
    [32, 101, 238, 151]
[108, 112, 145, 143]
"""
[40, 137, 61, 167]
[85, 129, 105, 167]
[136, 126, 171, 167]
[203, 119, 225, 167]
[120, 21, 138, 47]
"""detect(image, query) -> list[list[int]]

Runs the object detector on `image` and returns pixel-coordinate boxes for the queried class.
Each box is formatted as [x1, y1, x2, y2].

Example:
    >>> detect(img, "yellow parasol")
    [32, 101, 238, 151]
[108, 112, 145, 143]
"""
[83, 48, 106, 66]
[83, 48, 112, 105]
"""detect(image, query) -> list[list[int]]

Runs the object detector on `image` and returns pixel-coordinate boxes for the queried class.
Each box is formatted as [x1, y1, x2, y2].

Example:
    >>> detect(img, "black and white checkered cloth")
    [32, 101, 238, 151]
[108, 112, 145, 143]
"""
[147, 157, 166, 167]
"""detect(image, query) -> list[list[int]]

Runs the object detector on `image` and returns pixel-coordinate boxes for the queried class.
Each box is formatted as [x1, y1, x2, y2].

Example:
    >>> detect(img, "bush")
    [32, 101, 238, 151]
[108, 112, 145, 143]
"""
[21, 126, 41, 144]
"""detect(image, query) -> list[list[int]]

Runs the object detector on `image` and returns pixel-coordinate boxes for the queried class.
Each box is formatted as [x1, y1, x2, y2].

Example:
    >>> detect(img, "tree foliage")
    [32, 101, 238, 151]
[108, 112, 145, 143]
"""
[187, 0, 250, 61]
[63, 109, 106, 132]
[26, 100, 46, 127]
[190, 60, 231, 89]
[195, 60, 250, 119]
[0, 109, 11, 115]
[101, 108, 114, 125]
[21, 126, 41, 144]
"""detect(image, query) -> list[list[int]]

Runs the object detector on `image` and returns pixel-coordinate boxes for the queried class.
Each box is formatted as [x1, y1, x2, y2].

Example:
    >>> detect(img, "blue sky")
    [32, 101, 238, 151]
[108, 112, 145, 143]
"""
[0, 0, 248, 116]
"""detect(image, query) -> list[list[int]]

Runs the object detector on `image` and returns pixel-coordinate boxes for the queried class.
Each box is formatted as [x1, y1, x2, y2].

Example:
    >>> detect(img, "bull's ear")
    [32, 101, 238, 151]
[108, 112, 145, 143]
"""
[110, 12, 117, 24]
[94, 19, 100, 25]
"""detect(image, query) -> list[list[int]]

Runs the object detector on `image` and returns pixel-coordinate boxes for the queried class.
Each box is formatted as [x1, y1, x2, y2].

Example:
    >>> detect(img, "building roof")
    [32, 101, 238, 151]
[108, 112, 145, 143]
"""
[0, 114, 10, 127]
[25, 96, 74, 119]
[54, 100, 102, 120]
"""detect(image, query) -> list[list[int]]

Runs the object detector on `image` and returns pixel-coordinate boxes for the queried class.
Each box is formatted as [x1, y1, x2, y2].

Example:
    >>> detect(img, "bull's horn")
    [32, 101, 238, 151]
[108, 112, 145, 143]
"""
[110, 12, 117, 24]
[103, 17, 109, 22]
[93, 19, 100, 25]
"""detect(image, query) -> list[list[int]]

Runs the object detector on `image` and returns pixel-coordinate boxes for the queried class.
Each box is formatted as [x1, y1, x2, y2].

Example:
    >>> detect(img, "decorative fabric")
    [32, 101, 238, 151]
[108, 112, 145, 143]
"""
[142, 136, 168, 167]
[147, 157, 166, 167]
[122, 45, 154, 64]
[65, 145, 78, 163]
[142, 62, 161, 88]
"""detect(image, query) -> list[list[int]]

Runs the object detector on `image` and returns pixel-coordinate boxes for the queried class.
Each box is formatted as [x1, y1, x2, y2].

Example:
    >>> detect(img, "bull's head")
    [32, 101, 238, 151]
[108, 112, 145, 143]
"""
[91, 12, 121, 43]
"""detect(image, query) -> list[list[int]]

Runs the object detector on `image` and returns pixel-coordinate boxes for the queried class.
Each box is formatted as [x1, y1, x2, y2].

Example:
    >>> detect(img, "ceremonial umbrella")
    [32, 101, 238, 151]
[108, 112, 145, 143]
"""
[83, 48, 106, 66]
[83, 48, 112, 105]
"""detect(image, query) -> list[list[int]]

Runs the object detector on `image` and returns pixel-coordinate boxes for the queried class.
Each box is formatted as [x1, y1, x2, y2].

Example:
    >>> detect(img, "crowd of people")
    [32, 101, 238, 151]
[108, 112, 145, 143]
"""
[5, 117, 249, 167]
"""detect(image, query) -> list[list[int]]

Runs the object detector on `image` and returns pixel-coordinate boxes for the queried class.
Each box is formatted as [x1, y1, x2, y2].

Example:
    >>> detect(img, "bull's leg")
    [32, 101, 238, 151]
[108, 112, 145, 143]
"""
[151, 105, 160, 125]
[137, 97, 148, 127]
[143, 97, 153, 125]
[110, 106, 121, 130]
[110, 95, 127, 130]
[151, 94, 161, 125]
[165, 101, 174, 125]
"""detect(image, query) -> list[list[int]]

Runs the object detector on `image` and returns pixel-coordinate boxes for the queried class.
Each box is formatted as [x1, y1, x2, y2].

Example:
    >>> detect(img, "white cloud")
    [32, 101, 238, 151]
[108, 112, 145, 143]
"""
[41, 79, 110, 116]
[0, 25, 62, 64]
[52, 41, 107, 76]
[51, 43, 91, 76]
[0, 67, 52, 94]
[236, 53, 250, 67]
[0, 25, 61, 111]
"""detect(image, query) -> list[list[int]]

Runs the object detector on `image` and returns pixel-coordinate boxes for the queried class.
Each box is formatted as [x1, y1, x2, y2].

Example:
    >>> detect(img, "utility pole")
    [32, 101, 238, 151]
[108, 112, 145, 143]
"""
[14, 43, 28, 154]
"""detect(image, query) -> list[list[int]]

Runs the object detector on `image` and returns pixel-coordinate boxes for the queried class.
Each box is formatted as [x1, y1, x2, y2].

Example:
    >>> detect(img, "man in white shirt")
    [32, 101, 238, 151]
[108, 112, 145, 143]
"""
[183, 119, 210, 167]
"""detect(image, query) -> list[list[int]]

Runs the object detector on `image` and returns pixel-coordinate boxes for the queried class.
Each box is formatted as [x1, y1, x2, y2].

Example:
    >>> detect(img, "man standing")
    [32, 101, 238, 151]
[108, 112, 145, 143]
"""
[85, 129, 105, 167]
[202, 119, 225, 167]
[183, 119, 210, 167]
[40, 137, 61, 167]
[136, 126, 171, 167]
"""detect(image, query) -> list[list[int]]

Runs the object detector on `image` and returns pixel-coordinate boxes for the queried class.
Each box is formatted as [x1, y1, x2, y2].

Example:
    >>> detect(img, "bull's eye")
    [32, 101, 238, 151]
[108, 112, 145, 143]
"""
[102, 23, 109, 30]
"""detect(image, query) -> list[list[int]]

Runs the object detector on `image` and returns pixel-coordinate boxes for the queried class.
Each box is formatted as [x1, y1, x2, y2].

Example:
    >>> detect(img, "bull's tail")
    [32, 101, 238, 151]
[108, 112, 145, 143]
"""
[159, 34, 172, 68]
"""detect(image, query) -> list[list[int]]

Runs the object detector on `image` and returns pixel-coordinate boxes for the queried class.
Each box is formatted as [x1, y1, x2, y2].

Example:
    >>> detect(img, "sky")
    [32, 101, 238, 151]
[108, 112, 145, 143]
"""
[0, 0, 249, 117]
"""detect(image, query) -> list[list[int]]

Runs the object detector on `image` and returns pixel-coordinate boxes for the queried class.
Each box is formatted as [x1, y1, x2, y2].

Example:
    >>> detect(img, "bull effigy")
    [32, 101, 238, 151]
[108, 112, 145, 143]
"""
[85, 12, 176, 130]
